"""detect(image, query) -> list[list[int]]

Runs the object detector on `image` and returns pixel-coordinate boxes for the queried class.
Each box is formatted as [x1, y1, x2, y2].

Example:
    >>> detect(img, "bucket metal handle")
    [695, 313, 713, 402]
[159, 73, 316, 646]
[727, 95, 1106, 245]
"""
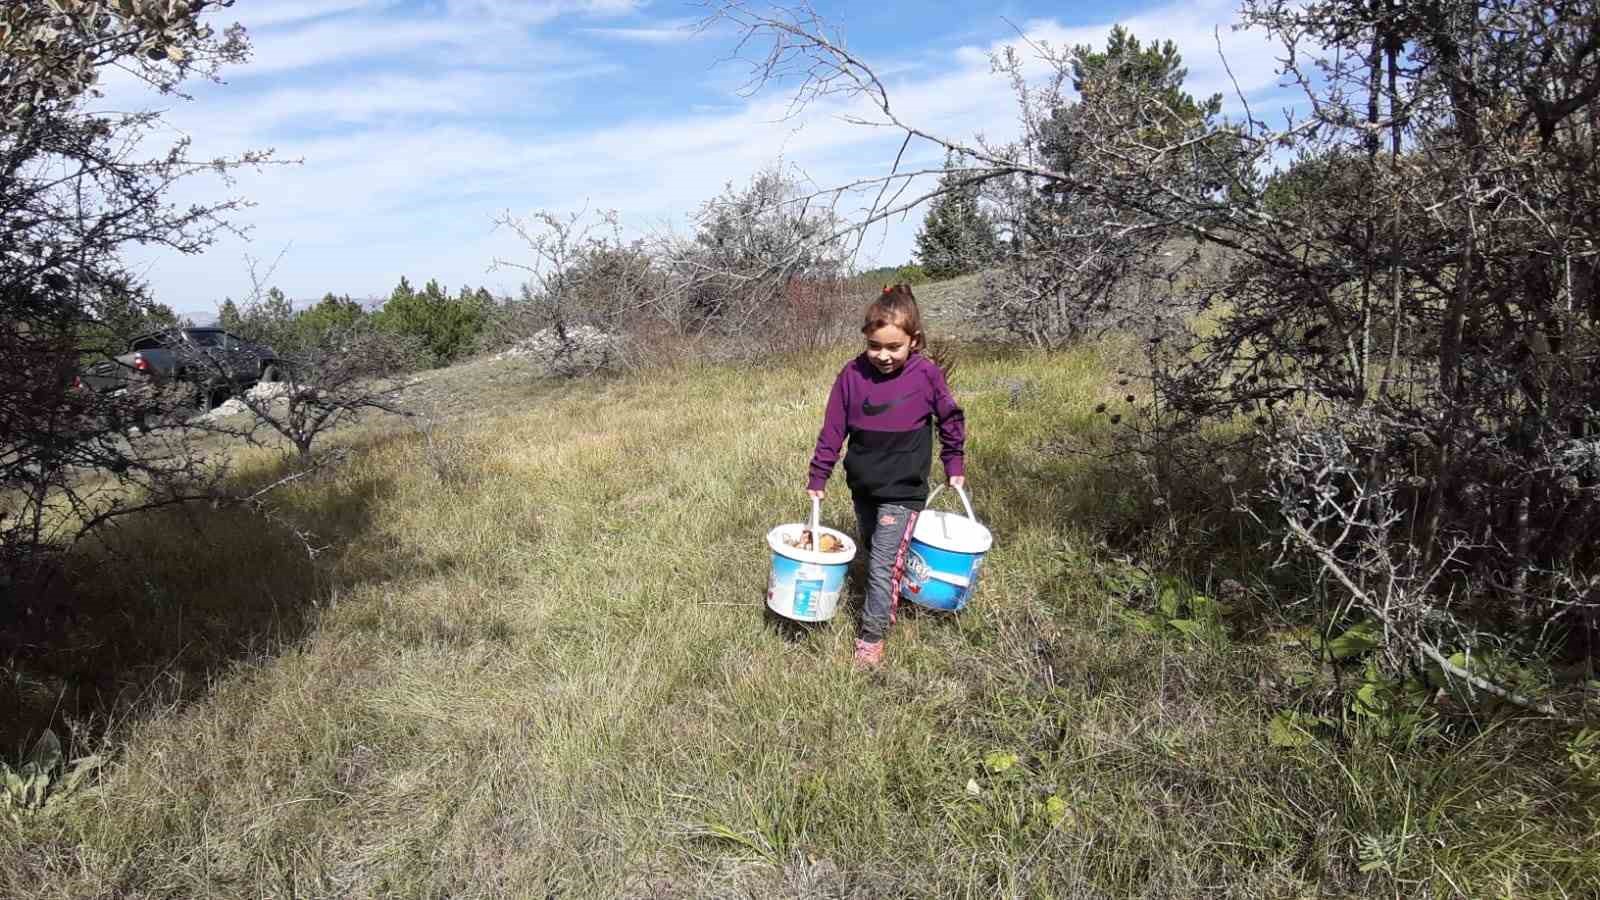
[925, 481, 979, 525]
[809, 495, 821, 551]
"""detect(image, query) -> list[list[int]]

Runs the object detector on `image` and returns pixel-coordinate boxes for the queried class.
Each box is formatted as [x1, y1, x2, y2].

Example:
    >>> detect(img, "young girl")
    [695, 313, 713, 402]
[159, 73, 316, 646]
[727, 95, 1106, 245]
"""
[806, 284, 965, 668]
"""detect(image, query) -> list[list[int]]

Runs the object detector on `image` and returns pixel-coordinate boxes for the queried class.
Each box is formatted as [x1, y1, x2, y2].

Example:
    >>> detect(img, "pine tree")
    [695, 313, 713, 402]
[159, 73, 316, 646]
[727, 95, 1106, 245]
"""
[217, 298, 243, 333]
[262, 287, 294, 323]
[980, 27, 1228, 346]
[237, 287, 299, 352]
[372, 277, 487, 366]
[294, 293, 367, 349]
[914, 159, 999, 280]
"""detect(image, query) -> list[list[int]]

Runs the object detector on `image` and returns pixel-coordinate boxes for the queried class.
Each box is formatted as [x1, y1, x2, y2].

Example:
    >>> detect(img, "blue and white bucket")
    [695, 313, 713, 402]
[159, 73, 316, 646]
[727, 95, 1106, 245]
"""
[766, 498, 857, 622]
[900, 483, 993, 612]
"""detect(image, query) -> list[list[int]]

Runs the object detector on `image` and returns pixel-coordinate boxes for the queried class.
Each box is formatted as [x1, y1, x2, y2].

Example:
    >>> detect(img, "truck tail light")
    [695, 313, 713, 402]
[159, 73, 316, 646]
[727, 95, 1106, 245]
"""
[132, 353, 150, 372]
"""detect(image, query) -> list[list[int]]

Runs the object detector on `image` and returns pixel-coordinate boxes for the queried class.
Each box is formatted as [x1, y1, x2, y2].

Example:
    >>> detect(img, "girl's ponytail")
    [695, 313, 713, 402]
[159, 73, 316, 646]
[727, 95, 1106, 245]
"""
[863, 283, 925, 351]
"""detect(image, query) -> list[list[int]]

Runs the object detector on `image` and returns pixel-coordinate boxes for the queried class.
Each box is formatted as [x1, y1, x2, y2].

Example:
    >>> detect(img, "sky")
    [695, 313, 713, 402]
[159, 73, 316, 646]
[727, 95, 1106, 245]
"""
[104, 0, 1295, 319]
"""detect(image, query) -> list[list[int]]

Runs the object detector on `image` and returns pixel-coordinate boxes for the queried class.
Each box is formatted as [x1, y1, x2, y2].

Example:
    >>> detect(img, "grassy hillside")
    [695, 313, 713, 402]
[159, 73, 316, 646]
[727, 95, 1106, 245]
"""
[2, 335, 1596, 898]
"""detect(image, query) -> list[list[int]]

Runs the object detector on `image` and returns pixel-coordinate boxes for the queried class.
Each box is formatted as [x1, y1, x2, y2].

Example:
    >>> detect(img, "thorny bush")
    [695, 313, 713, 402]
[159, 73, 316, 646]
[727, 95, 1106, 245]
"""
[1134, 1, 1600, 715]
[2, 1, 267, 594]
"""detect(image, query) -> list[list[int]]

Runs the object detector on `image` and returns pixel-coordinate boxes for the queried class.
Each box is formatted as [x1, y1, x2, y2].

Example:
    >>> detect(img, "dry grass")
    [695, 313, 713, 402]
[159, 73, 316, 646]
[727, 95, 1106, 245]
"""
[910, 272, 987, 340]
[1, 334, 1596, 898]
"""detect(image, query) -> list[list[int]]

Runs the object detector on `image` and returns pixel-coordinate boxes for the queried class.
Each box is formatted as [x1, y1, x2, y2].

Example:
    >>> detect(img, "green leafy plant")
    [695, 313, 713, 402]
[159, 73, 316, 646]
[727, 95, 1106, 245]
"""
[1356, 830, 1404, 874]
[1425, 647, 1548, 716]
[1039, 794, 1073, 829]
[1564, 728, 1600, 785]
[1267, 710, 1331, 749]
[983, 751, 1021, 775]
[0, 730, 103, 817]
[1125, 577, 1229, 643]
[1324, 619, 1382, 660]
[1349, 661, 1435, 741]
[964, 750, 1078, 838]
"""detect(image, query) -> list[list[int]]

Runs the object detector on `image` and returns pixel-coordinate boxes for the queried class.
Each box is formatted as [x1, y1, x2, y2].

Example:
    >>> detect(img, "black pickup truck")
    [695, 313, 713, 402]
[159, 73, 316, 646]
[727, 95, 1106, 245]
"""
[78, 326, 282, 410]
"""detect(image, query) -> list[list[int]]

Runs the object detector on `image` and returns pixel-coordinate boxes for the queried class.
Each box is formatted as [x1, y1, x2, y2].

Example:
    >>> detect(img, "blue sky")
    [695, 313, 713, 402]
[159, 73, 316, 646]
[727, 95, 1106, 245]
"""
[106, 0, 1290, 318]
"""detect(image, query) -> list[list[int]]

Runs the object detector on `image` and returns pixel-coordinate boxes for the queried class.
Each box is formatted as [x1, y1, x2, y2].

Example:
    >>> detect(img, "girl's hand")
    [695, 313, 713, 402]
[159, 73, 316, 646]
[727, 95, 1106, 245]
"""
[949, 476, 965, 490]
[807, 488, 825, 499]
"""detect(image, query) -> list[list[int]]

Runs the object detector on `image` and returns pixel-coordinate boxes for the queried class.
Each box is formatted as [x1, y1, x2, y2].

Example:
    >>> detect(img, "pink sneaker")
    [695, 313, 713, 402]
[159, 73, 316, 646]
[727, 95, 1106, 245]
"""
[853, 638, 885, 669]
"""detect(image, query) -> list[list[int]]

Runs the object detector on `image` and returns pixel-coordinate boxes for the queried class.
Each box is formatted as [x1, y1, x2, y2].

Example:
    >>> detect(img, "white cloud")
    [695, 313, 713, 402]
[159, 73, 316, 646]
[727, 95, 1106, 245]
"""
[580, 18, 702, 43]
[232, 16, 519, 76]
[217, 0, 400, 31]
[955, 2, 1284, 104]
[444, 0, 644, 23]
[194, 64, 618, 131]
[123, 0, 1291, 313]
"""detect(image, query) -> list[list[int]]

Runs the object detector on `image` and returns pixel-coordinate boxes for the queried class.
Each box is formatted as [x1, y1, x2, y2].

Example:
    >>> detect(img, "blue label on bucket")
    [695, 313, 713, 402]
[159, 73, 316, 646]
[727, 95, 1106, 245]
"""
[901, 542, 985, 611]
[792, 579, 822, 617]
[769, 547, 848, 621]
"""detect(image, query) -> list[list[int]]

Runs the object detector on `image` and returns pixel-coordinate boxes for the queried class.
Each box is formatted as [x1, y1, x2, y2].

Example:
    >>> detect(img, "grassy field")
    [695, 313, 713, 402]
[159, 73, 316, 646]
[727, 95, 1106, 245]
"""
[2, 332, 1597, 898]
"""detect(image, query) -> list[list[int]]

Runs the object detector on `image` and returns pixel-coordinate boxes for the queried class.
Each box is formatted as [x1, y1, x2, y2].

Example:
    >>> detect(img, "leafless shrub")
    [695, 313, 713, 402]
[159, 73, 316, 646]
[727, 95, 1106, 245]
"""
[180, 263, 421, 464]
[762, 275, 859, 354]
[189, 326, 418, 465]
[1263, 411, 1580, 719]
[488, 166, 858, 368]
[660, 162, 852, 349]
[1158, 2, 1599, 712]
[489, 209, 662, 376]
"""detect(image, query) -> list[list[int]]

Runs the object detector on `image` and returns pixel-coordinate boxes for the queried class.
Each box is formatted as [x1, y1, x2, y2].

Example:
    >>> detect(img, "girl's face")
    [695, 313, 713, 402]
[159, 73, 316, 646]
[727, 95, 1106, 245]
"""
[864, 322, 915, 375]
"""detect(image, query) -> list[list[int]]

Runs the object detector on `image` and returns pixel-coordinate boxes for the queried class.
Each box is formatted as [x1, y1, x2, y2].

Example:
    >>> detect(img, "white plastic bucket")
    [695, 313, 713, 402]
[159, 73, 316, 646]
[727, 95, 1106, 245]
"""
[766, 498, 857, 622]
[900, 484, 993, 612]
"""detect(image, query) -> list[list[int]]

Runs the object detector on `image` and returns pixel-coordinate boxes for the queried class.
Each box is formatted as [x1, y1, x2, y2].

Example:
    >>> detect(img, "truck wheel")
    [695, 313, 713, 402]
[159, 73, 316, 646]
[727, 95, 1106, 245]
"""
[207, 381, 231, 410]
[187, 384, 207, 413]
[261, 363, 282, 383]
[175, 375, 212, 413]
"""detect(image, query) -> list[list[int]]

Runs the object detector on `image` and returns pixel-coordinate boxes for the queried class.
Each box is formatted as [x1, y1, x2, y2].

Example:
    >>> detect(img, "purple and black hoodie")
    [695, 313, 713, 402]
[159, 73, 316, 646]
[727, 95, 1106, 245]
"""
[807, 353, 965, 510]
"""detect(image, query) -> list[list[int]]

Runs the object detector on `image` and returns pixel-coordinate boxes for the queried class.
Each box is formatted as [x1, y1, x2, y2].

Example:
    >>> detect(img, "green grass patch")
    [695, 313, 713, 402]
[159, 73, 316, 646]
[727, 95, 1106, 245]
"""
[1, 338, 1595, 897]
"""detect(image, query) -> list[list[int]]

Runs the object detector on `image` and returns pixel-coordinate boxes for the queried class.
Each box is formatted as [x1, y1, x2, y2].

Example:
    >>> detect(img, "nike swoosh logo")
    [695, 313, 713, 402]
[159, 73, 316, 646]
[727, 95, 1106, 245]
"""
[862, 392, 916, 416]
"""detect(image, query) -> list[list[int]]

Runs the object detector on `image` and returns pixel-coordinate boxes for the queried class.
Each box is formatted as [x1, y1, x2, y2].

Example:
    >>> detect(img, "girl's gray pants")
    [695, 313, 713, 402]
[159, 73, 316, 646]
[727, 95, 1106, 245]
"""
[852, 499, 919, 642]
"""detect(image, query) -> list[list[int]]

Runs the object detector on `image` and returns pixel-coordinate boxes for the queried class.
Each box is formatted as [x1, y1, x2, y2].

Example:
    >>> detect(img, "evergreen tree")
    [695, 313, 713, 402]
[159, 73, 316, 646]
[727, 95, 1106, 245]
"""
[217, 298, 243, 333]
[1069, 26, 1217, 116]
[1040, 25, 1225, 208]
[980, 27, 1226, 347]
[914, 157, 999, 280]
[295, 293, 367, 349]
[90, 280, 181, 344]
[262, 287, 294, 322]
[234, 287, 299, 352]
[74, 279, 182, 364]
[373, 277, 488, 366]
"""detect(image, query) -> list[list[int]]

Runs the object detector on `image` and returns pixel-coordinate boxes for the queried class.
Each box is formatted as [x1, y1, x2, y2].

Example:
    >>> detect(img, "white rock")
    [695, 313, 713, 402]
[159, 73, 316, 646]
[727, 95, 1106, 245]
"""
[493, 325, 618, 373]
[246, 381, 291, 401]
